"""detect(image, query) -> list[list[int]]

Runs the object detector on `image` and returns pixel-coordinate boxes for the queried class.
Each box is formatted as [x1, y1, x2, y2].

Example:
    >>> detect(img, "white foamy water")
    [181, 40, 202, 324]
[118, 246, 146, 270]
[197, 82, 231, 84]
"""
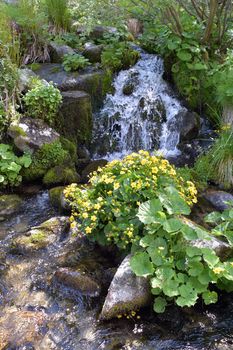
[92, 52, 186, 160]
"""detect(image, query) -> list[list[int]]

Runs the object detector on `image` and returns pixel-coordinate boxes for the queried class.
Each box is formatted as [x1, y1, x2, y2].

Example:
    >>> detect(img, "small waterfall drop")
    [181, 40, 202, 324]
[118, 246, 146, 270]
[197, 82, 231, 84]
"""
[92, 51, 187, 160]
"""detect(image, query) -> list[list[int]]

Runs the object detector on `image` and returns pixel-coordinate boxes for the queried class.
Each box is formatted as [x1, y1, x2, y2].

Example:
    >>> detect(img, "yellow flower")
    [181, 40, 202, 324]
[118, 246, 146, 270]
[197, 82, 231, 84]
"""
[70, 222, 76, 229]
[114, 182, 120, 190]
[85, 227, 92, 234]
[91, 215, 97, 221]
[140, 159, 147, 165]
[83, 212, 88, 218]
[213, 267, 224, 274]
[94, 203, 101, 210]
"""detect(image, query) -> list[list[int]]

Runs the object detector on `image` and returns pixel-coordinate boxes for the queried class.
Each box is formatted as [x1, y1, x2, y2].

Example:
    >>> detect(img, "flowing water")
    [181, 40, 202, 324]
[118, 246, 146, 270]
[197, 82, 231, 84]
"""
[1, 191, 233, 349]
[92, 51, 186, 160]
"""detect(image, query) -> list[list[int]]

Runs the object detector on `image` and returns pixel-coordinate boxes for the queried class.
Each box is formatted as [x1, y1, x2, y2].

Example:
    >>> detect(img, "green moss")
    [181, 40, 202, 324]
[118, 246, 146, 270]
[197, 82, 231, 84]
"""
[28, 63, 41, 72]
[60, 137, 77, 162]
[49, 186, 65, 210]
[23, 140, 70, 182]
[8, 125, 27, 137]
[29, 231, 47, 243]
[43, 164, 80, 186]
[102, 69, 113, 95]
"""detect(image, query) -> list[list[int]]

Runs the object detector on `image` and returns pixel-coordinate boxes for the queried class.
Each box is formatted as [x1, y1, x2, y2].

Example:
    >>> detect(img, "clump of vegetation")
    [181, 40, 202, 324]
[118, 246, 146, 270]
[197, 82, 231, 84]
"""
[101, 40, 139, 72]
[45, 0, 71, 33]
[23, 140, 69, 181]
[64, 151, 197, 248]
[23, 80, 62, 125]
[62, 53, 91, 72]
[0, 143, 31, 187]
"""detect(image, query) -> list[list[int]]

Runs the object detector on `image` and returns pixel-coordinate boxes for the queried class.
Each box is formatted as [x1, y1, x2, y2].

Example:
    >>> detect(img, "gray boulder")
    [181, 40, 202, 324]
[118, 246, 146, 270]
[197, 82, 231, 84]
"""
[18, 68, 36, 93]
[203, 190, 233, 211]
[83, 42, 104, 63]
[8, 117, 60, 153]
[0, 194, 22, 221]
[35, 64, 112, 109]
[100, 254, 151, 320]
[54, 267, 101, 296]
[89, 26, 118, 40]
[49, 42, 75, 63]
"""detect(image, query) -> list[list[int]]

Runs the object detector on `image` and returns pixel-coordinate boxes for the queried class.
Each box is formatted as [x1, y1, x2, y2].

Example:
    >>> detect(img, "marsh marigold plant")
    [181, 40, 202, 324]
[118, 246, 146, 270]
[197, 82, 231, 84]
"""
[64, 151, 197, 249]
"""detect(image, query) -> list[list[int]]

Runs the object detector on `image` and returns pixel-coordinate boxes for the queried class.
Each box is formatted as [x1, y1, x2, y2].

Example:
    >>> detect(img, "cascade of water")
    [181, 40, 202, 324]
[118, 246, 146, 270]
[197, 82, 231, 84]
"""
[92, 52, 186, 160]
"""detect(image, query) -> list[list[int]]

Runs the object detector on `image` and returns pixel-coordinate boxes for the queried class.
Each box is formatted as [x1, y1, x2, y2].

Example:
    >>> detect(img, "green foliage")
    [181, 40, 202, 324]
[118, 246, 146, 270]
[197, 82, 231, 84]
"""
[23, 140, 69, 181]
[101, 40, 139, 72]
[44, 0, 71, 33]
[52, 32, 84, 49]
[64, 151, 197, 248]
[130, 193, 233, 313]
[0, 143, 31, 187]
[62, 53, 91, 72]
[23, 80, 62, 125]
[3, 0, 49, 64]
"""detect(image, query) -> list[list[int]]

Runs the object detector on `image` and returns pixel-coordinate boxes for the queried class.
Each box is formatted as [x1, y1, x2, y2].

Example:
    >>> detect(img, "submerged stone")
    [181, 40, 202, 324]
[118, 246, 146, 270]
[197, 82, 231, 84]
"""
[54, 267, 101, 296]
[0, 194, 22, 221]
[100, 254, 151, 320]
[11, 216, 69, 254]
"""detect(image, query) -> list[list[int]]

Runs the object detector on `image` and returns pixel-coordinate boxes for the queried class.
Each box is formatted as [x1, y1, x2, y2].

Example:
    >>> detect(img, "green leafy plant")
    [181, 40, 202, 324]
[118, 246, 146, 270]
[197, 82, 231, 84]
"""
[62, 53, 91, 72]
[130, 189, 233, 313]
[0, 143, 31, 187]
[23, 80, 62, 125]
[101, 40, 139, 72]
[64, 151, 197, 248]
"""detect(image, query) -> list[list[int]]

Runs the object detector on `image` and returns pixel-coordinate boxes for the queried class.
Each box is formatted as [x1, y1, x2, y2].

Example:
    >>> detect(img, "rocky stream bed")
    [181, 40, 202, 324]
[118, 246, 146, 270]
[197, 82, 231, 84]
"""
[1, 189, 233, 350]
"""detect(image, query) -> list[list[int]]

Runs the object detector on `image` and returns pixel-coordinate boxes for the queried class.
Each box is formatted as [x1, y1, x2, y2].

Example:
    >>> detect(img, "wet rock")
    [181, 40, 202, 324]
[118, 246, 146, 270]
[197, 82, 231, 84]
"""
[43, 164, 80, 186]
[58, 90, 92, 146]
[100, 254, 151, 320]
[81, 159, 108, 183]
[180, 217, 233, 260]
[0, 309, 46, 349]
[0, 252, 7, 274]
[11, 216, 69, 253]
[49, 186, 71, 212]
[176, 110, 200, 142]
[77, 145, 90, 160]
[83, 42, 104, 63]
[122, 71, 139, 95]
[54, 267, 101, 296]
[35, 64, 112, 109]
[49, 42, 75, 63]
[203, 190, 233, 211]
[8, 117, 60, 153]
[0, 194, 22, 221]
[18, 68, 36, 93]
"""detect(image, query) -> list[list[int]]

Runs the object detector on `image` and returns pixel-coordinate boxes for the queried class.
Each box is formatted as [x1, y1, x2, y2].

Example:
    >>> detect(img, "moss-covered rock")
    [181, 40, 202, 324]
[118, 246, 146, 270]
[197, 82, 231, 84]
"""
[58, 91, 93, 146]
[60, 137, 77, 162]
[81, 159, 108, 183]
[22, 140, 71, 182]
[49, 186, 71, 212]
[43, 164, 80, 186]
[0, 194, 22, 221]
[11, 216, 69, 254]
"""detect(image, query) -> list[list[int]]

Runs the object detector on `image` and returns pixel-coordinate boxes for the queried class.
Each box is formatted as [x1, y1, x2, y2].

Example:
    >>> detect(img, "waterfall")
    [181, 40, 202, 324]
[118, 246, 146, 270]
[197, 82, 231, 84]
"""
[92, 52, 187, 160]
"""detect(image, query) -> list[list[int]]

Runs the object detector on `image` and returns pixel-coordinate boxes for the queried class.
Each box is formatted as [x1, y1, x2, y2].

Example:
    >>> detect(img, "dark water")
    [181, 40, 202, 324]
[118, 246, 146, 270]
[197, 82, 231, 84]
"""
[1, 191, 233, 349]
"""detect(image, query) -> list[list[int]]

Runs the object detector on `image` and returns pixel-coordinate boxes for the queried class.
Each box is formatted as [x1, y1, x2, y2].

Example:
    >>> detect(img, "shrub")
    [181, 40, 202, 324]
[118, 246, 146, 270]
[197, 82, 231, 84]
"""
[62, 53, 90, 72]
[64, 151, 197, 249]
[0, 143, 31, 187]
[23, 80, 62, 125]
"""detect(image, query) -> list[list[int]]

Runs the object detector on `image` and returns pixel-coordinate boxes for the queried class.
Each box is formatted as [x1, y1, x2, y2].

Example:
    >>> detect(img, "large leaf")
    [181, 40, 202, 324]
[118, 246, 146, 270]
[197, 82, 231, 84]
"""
[163, 218, 182, 233]
[130, 252, 154, 277]
[177, 50, 192, 62]
[137, 199, 163, 224]
[159, 186, 191, 215]
[202, 291, 218, 305]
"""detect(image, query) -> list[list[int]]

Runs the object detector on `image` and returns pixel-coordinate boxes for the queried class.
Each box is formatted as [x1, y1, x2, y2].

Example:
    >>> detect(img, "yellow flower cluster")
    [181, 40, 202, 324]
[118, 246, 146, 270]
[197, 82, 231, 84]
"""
[64, 150, 198, 246]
